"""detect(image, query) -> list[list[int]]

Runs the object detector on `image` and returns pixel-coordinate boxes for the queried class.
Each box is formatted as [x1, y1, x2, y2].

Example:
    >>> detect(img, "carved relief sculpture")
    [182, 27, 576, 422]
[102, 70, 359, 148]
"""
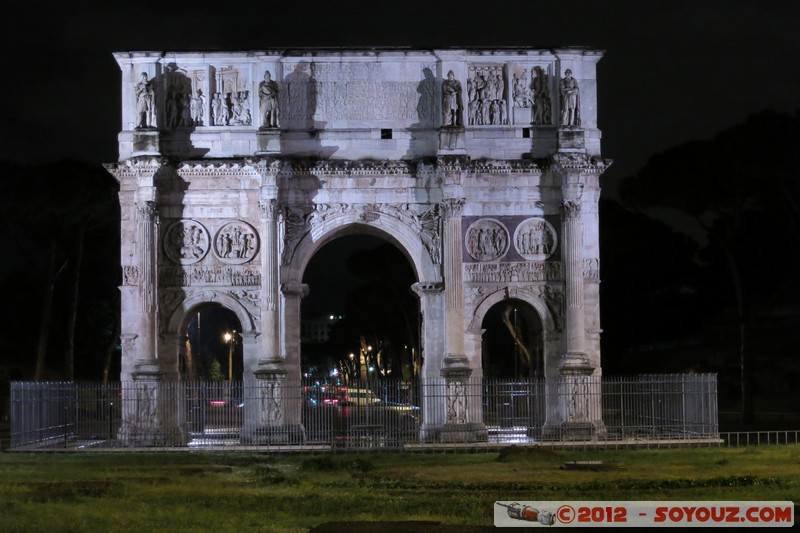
[163, 220, 211, 265]
[214, 221, 259, 264]
[467, 65, 507, 126]
[465, 219, 510, 262]
[513, 217, 558, 260]
[513, 70, 532, 108]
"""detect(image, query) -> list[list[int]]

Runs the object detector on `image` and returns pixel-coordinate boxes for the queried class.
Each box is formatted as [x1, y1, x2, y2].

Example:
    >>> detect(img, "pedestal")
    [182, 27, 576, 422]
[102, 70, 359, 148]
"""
[132, 129, 160, 156]
[118, 360, 174, 446]
[256, 129, 281, 154]
[438, 127, 466, 152]
[550, 354, 606, 441]
[242, 358, 304, 444]
[557, 128, 585, 152]
[439, 354, 487, 443]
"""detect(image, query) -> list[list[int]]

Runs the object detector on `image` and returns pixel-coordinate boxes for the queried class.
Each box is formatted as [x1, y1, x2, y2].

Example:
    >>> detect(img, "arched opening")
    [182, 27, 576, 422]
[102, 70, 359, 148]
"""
[300, 233, 420, 387]
[481, 299, 544, 379]
[180, 305, 244, 382]
[480, 298, 545, 439]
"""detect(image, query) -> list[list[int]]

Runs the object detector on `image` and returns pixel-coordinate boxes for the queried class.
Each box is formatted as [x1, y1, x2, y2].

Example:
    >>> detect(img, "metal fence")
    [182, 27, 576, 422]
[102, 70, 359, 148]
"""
[9, 374, 719, 451]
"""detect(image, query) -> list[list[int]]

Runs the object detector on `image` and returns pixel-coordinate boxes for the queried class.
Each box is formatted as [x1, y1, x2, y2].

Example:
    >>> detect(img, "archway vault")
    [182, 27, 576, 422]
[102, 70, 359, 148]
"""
[468, 286, 556, 337]
[286, 212, 440, 286]
[165, 290, 258, 336]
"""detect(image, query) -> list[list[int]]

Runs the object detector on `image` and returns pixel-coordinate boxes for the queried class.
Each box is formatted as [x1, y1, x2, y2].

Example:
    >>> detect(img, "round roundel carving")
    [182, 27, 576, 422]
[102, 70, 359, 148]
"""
[513, 217, 557, 260]
[465, 218, 509, 262]
[213, 221, 259, 264]
[163, 219, 210, 265]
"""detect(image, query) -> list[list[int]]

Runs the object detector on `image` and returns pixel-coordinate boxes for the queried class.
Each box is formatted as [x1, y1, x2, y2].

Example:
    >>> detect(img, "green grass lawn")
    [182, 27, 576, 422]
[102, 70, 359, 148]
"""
[0, 446, 797, 532]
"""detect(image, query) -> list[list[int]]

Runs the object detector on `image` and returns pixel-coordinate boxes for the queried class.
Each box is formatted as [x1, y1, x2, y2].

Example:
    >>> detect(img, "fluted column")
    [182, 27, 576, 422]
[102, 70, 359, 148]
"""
[441, 198, 465, 360]
[259, 198, 279, 361]
[135, 200, 159, 366]
[561, 186, 588, 368]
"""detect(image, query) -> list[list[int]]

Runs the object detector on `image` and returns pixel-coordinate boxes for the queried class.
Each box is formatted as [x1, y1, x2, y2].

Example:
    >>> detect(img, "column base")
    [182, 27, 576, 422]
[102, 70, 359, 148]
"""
[541, 420, 607, 442]
[117, 426, 171, 447]
[440, 423, 488, 443]
[241, 424, 305, 445]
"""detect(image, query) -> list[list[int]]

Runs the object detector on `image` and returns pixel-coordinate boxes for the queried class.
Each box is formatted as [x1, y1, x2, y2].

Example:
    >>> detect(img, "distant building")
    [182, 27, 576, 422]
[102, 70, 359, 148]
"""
[301, 315, 343, 344]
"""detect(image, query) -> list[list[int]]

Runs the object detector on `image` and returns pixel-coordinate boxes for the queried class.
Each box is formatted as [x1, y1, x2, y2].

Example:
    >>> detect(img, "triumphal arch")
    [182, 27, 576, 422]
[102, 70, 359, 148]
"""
[106, 48, 610, 445]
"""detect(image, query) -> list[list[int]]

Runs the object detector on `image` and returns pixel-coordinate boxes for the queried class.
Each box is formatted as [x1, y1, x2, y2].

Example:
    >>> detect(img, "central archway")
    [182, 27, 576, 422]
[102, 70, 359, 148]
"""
[301, 233, 420, 385]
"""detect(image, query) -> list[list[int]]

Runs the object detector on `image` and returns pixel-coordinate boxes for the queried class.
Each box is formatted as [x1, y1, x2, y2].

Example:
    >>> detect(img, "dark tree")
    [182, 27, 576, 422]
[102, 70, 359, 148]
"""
[0, 160, 120, 380]
[618, 110, 800, 423]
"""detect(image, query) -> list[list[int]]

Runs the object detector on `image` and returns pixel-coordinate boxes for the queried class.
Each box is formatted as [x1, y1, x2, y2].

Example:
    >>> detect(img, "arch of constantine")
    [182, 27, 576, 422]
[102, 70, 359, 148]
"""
[105, 48, 611, 445]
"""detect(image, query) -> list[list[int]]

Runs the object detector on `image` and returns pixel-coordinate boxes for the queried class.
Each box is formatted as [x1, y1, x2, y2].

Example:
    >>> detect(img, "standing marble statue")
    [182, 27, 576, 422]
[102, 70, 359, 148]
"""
[559, 69, 580, 127]
[259, 70, 280, 129]
[135, 72, 156, 129]
[441, 70, 463, 127]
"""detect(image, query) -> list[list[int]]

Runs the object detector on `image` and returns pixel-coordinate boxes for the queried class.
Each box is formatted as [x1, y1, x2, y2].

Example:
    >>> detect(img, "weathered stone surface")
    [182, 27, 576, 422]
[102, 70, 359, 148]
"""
[108, 48, 610, 443]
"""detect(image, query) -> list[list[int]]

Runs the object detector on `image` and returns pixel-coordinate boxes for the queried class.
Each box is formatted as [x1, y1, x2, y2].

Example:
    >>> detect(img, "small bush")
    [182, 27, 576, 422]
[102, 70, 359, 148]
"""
[253, 466, 289, 484]
[300, 456, 338, 472]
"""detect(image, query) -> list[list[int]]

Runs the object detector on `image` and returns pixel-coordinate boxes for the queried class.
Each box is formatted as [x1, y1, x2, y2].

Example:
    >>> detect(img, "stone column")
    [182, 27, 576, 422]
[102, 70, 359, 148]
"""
[277, 282, 309, 442]
[556, 179, 603, 439]
[259, 197, 280, 363]
[441, 198, 465, 359]
[438, 199, 486, 442]
[411, 282, 445, 441]
[119, 199, 171, 445]
[561, 186, 587, 367]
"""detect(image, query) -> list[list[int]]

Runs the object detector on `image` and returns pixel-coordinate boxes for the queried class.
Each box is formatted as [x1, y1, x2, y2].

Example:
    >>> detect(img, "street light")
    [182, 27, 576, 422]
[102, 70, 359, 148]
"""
[223, 330, 236, 381]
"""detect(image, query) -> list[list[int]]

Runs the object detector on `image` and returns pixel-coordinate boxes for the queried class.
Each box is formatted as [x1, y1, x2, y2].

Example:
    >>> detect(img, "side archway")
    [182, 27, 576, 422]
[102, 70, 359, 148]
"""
[467, 287, 559, 378]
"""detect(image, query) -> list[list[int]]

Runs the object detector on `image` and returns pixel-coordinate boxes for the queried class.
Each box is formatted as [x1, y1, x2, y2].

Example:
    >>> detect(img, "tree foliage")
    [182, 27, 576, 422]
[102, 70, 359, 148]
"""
[0, 160, 120, 380]
[617, 109, 800, 422]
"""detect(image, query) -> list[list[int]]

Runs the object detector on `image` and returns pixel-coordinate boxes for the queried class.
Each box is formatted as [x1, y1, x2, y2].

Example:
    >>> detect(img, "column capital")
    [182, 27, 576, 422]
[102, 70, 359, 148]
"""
[411, 281, 444, 298]
[281, 282, 309, 298]
[259, 198, 279, 220]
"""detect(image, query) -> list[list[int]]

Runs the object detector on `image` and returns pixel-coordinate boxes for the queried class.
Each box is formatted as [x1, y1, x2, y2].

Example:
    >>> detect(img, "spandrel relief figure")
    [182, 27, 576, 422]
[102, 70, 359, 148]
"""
[135, 72, 156, 129]
[560, 69, 581, 127]
[441, 70, 463, 127]
[258, 70, 280, 129]
[532, 66, 552, 125]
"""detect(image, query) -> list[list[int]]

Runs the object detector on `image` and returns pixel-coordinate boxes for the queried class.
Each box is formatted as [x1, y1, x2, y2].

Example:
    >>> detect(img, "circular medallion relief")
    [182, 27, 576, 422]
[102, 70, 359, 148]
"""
[213, 221, 259, 264]
[465, 218, 509, 262]
[513, 217, 557, 260]
[163, 219, 210, 265]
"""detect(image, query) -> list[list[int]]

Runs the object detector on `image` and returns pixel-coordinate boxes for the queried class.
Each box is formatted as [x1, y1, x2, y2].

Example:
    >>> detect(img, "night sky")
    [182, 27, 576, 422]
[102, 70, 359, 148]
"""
[2, 0, 798, 199]
[0, 1, 797, 407]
